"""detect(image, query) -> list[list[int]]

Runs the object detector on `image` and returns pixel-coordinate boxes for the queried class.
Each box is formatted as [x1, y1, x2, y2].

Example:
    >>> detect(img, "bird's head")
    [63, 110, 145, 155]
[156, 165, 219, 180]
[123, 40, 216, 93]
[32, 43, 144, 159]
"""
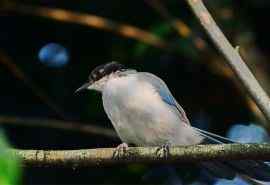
[76, 62, 128, 92]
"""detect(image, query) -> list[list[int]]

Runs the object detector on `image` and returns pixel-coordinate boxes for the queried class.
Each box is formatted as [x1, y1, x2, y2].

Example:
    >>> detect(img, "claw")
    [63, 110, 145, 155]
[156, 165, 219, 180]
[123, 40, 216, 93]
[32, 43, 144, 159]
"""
[155, 143, 170, 159]
[112, 143, 129, 159]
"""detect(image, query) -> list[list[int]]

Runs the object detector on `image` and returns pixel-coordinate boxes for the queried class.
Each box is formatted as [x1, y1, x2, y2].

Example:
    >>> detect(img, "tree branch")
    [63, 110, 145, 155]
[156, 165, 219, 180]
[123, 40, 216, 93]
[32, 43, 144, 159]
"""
[185, 0, 270, 122]
[2, 2, 167, 49]
[0, 116, 117, 138]
[11, 144, 270, 168]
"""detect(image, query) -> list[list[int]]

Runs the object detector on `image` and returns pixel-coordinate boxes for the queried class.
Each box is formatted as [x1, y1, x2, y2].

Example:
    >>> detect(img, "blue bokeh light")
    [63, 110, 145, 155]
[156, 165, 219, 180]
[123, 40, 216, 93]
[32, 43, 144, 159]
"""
[226, 123, 269, 143]
[38, 43, 69, 67]
[214, 177, 249, 185]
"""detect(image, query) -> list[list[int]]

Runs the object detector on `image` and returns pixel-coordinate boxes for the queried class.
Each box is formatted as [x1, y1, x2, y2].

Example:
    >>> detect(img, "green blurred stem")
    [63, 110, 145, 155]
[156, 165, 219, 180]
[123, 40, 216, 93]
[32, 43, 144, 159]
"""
[10, 144, 270, 167]
[185, 0, 270, 122]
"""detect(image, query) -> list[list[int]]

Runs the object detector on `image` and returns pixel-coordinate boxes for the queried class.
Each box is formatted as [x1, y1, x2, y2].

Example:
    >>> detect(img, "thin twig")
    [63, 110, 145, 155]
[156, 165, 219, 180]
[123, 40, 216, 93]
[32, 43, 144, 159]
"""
[145, 0, 190, 36]
[144, 0, 208, 51]
[10, 144, 270, 167]
[185, 0, 270, 122]
[0, 116, 117, 138]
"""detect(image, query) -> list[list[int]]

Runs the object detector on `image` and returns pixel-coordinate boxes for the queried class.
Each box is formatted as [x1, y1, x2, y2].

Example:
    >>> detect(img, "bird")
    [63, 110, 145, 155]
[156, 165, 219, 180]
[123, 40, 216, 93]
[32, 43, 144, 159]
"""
[76, 62, 270, 182]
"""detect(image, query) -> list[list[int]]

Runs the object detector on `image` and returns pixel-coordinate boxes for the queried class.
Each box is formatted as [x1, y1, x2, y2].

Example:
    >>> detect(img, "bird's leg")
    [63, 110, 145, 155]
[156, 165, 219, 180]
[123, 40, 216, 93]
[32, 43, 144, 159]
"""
[155, 142, 171, 159]
[112, 142, 129, 159]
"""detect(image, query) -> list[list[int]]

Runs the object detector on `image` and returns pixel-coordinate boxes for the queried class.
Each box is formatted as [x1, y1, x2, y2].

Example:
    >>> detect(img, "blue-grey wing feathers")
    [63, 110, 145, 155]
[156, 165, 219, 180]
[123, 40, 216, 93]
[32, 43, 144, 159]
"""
[138, 72, 190, 125]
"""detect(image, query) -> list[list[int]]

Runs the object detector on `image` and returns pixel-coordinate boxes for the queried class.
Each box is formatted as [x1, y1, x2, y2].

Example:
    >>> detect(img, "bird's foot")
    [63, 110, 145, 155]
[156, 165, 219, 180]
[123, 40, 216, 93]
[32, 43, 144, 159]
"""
[155, 143, 171, 159]
[113, 142, 129, 159]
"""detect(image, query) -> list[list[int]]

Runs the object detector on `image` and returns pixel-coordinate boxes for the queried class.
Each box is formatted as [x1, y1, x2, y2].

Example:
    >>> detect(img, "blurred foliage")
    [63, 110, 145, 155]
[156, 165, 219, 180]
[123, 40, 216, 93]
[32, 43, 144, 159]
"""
[134, 22, 171, 57]
[214, 177, 249, 185]
[133, 22, 199, 60]
[227, 123, 269, 143]
[0, 131, 21, 185]
[38, 43, 69, 68]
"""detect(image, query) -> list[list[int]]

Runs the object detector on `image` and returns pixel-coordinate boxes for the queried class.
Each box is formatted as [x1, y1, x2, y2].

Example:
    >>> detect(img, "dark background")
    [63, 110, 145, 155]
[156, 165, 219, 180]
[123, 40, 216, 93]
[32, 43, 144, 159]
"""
[1, 0, 270, 184]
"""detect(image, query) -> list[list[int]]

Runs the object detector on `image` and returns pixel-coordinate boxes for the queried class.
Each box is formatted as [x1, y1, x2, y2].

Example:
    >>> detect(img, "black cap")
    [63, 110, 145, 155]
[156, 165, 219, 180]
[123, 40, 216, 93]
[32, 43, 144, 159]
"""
[76, 62, 126, 93]
[89, 62, 126, 82]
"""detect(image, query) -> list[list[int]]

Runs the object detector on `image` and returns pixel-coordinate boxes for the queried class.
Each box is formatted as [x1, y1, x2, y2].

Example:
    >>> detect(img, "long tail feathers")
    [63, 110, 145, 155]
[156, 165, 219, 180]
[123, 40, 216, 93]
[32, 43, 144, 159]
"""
[225, 160, 270, 182]
[201, 161, 235, 179]
[191, 126, 270, 182]
[201, 160, 270, 182]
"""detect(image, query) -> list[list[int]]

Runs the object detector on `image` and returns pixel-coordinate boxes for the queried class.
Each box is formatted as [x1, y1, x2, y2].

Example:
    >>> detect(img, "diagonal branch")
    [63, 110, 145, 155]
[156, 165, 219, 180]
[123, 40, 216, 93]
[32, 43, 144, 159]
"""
[11, 144, 270, 167]
[185, 0, 270, 122]
[0, 50, 67, 119]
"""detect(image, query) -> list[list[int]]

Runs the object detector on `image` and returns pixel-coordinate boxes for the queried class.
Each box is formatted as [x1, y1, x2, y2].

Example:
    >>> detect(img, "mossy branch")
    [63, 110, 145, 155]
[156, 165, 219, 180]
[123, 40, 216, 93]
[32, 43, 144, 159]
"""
[11, 144, 270, 168]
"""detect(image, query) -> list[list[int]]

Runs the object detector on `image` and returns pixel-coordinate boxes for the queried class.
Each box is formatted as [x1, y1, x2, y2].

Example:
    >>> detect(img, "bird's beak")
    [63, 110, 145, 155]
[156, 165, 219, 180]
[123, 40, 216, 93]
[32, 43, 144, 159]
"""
[75, 82, 91, 93]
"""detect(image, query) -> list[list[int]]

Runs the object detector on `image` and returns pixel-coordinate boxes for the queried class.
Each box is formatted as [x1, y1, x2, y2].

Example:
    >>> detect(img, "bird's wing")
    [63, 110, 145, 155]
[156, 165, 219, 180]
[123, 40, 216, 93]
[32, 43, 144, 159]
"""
[137, 72, 235, 143]
[137, 72, 190, 125]
[138, 72, 270, 181]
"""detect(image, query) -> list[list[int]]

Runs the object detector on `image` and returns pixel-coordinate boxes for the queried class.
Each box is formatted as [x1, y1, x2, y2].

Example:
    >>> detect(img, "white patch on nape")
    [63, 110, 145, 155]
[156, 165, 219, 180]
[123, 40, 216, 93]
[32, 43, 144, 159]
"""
[99, 68, 104, 73]
[92, 73, 97, 79]
[89, 72, 120, 92]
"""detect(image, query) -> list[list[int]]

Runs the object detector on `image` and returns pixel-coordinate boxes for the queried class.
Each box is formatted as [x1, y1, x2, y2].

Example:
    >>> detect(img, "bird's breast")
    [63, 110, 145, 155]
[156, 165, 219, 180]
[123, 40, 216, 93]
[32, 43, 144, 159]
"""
[104, 76, 162, 112]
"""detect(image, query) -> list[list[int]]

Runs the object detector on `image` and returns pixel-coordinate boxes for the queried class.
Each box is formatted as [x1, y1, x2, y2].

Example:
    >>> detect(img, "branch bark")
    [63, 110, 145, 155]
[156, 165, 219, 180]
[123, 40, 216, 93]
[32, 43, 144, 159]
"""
[11, 144, 270, 168]
[185, 0, 270, 122]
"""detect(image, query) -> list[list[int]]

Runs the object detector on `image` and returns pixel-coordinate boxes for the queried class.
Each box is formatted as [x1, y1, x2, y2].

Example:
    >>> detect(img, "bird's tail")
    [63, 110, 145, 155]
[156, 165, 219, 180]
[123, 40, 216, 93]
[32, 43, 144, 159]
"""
[192, 126, 270, 182]
[201, 160, 270, 182]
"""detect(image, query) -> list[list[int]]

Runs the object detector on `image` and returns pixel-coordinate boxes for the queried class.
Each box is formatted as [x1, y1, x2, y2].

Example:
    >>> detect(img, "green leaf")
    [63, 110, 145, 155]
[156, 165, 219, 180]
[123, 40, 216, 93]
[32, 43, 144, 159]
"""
[0, 131, 21, 185]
